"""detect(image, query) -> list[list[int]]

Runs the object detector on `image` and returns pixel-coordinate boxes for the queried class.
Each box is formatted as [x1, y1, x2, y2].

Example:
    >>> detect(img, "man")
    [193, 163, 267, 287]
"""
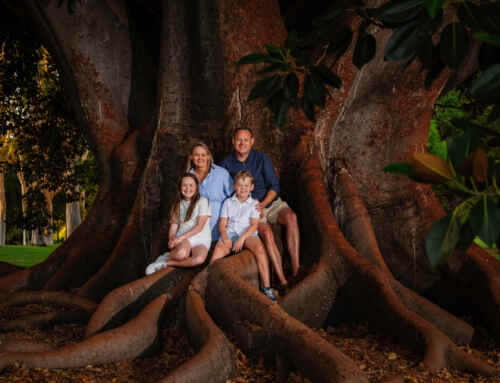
[220, 127, 300, 285]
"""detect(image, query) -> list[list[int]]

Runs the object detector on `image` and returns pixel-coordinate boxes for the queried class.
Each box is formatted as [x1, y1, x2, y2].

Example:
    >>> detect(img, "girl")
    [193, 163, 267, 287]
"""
[145, 173, 211, 275]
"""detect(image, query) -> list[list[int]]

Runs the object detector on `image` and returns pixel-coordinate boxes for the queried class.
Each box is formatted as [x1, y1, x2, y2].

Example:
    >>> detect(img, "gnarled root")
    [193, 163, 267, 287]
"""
[0, 293, 167, 371]
[159, 269, 236, 382]
[292, 135, 496, 376]
[86, 267, 195, 337]
[208, 252, 369, 383]
[0, 291, 97, 331]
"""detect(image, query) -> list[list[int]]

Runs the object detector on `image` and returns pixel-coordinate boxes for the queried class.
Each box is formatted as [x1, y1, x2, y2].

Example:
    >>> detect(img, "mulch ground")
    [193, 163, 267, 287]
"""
[0, 304, 499, 382]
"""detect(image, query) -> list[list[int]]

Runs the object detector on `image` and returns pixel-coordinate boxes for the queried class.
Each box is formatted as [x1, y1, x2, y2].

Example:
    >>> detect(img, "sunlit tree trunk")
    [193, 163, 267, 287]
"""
[0, 171, 6, 246]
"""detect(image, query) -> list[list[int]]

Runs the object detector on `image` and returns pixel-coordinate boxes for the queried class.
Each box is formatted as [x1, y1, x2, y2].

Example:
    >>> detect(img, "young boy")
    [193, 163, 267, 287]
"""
[210, 170, 276, 301]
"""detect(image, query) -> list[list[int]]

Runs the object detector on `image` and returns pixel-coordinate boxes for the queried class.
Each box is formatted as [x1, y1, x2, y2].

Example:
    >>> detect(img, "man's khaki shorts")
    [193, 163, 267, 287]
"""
[260, 197, 289, 225]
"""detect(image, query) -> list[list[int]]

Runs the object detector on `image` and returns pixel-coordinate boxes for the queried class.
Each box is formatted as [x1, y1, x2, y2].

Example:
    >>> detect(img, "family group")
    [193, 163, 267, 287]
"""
[145, 128, 300, 302]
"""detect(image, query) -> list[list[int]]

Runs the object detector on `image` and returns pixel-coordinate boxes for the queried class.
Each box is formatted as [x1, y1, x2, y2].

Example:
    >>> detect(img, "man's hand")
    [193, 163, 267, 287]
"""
[232, 237, 245, 252]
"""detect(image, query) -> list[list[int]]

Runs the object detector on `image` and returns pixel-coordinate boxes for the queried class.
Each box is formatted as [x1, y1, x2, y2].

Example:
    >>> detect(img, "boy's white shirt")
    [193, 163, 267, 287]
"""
[220, 194, 259, 236]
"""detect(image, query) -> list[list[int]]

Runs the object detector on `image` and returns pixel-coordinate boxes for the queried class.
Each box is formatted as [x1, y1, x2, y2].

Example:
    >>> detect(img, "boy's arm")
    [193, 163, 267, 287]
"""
[233, 218, 258, 252]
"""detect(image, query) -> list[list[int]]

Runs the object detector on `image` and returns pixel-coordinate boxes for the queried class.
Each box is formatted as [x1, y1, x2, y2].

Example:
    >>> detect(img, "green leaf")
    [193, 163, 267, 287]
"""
[474, 33, 500, 47]
[257, 63, 289, 75]
[327, 28, 353, 56]
[424, 0, 445, 18]
[439, 22, 469, 70]
[384, 22, 421, 61]
[247, 75, 281, 101]
[285, 30, 299, 50]
[313, 65, 342, 89]
[426, 215, 454, 268]
[304, 74, 326, 108]
[276, 99, 291, 127]
[301, 96, 315, 122]
[353, 33, 376, 69]
[372, 0, 424, 26]
[446, 119, 481, 167]
[314, 8, 343, 24]
[236, 53, 275, 66]
[470, 64, 500, 96]
[283, 73, 299, 103]
[265, 44, 283, 59]
[381, 162, 414, 175]
[469, 197, 500, 247]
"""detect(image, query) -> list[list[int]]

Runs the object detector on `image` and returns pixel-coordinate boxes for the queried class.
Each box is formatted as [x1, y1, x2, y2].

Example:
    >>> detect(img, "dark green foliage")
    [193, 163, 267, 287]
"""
[469, 197, 500, 247]
[0, 28, 97, 232]
[439, 23, 469, 70]
[354, 32, 376, 69]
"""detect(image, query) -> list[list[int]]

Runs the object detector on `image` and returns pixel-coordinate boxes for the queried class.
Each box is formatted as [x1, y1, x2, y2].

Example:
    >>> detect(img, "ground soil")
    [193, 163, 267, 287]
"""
[0, 303, 499, 382]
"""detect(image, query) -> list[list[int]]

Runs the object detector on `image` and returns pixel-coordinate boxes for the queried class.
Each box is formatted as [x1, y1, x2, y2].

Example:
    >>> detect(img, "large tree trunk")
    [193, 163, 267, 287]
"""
[0, 171, 6, 246]
[0, 1, 498, 382]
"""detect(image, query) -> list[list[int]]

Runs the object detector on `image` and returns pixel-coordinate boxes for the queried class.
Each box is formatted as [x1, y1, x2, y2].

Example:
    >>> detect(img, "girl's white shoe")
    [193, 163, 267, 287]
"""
[145, 252, 170, 275]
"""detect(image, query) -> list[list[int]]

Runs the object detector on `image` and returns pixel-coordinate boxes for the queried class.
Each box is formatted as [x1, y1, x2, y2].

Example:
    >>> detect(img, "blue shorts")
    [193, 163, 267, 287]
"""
[220, 231, 257, 245]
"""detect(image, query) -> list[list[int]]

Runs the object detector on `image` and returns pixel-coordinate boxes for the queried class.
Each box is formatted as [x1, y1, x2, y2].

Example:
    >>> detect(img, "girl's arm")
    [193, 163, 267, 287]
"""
[175, 215, 210, 244]
[168, 223, 179, 249]
[233, 218, 258, 252]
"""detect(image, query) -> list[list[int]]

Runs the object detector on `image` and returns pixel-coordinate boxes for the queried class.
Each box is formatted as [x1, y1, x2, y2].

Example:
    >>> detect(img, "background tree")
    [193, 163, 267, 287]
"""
[0, 1, 498, 382]
[0, 19, 97, 244]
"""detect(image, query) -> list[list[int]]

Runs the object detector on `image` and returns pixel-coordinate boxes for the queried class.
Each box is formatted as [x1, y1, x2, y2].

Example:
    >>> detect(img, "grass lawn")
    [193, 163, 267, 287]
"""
[0, 244, 59, 267]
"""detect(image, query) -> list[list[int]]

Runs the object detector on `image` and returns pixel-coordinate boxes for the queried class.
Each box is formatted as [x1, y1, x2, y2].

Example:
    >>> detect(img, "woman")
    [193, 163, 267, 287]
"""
[186, 142, 233, 243]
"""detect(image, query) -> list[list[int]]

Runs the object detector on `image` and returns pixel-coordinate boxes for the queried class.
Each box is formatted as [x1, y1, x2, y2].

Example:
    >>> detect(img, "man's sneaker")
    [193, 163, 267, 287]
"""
[262, 287, 277, 302]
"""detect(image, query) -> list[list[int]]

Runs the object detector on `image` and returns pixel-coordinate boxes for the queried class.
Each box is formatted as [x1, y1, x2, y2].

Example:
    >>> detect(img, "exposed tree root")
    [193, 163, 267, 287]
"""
[290, 135, 496, 376]
[1, 311, 92, 331]
[0, 262, 22, 278]
[0, 291, 97, 331]
[0, 340, 55, 353]
[0, 290, 97, 312]
[86, 267, 195, 337]
[208, 251, 369, 383]
[0, 294, 167, 371]
[159, 269, 236, 382]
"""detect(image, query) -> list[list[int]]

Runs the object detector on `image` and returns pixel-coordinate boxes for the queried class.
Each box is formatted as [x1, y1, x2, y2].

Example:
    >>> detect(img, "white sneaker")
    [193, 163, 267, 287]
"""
[145, 253, 170, 275]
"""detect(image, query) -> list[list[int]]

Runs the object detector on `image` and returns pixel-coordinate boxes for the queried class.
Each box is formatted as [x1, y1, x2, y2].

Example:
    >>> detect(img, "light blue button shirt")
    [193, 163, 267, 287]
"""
[190, 164, 233, 242]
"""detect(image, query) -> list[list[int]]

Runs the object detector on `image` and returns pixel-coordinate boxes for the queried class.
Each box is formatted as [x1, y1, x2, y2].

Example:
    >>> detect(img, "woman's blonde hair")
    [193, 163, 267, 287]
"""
[186, 141, 213, 172]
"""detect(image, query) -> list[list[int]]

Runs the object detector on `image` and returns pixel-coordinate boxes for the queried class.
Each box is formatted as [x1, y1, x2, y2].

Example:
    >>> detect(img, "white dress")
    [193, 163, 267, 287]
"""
[176, 196, 211, 248]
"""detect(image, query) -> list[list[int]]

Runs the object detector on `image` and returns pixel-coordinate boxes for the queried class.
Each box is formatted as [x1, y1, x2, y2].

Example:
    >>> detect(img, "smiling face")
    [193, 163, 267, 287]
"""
[232, 129, 254, 159]
[190, 145, 211, 170]
[180, 176, 198, 200]
[234, 176, 254, 202]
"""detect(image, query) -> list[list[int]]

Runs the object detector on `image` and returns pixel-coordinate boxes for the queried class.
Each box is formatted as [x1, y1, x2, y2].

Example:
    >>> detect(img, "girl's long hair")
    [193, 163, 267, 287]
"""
[170, 173, 201, 223]
[185, 141, 214, 172]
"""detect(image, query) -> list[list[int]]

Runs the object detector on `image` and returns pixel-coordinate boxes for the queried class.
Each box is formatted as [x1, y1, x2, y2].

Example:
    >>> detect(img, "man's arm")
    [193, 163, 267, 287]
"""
[258, 153, 280, 209]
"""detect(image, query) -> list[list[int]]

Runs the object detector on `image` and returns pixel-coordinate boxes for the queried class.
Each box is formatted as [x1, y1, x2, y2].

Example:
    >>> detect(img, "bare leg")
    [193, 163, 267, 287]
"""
[245, 236, 271, 288]
[278, 207, 300, 276]
[258, 222, 287, 285]
[210, 241, 232, 264]
[167, 244, 208, 268]
[168, 240, 191, 261]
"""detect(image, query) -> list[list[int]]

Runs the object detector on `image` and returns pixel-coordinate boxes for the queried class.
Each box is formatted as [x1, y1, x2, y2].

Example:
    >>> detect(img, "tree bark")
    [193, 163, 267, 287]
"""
[0, 1, 498, 381]
[0, 171, 6, 246]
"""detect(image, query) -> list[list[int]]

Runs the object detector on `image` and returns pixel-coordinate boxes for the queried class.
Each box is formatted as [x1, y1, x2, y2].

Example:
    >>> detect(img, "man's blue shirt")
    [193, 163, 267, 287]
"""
[220, 149, 279, 202]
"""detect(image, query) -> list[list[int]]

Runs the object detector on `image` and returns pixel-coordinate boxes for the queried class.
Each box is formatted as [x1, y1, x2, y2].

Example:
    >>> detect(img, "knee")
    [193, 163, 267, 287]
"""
[193, 252, 208, 265]
[259, 225, 275, 243]
[284, 210, 298, 227]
